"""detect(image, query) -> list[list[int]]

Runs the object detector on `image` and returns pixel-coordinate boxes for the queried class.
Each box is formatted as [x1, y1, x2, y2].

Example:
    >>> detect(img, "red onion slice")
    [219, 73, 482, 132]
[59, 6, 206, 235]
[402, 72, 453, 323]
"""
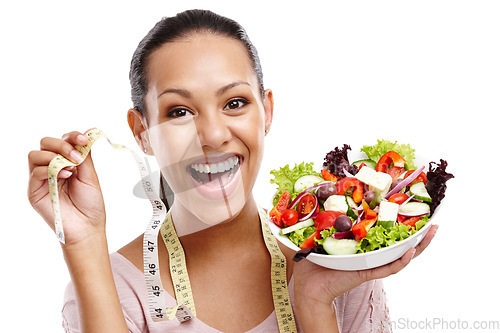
[385, 165, 426, 199]
[400, 194, 416, 206]
[399, 210, 430, 217]
[332, 230, 355, 239]
[288, 182, 332, 209]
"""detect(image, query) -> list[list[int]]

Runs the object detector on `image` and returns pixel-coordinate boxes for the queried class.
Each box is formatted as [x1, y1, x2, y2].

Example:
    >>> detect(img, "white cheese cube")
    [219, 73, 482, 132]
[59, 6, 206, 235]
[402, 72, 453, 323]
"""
[355, 167, 393, 197]
[378, 201, 399, 222]
[324, 195, 348, 214]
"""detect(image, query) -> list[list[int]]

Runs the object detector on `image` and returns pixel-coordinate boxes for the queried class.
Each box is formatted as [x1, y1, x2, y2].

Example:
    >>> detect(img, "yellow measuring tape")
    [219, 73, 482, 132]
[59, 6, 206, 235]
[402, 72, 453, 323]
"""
[47, 129, 127, 244]
[47, 128, 297, 331]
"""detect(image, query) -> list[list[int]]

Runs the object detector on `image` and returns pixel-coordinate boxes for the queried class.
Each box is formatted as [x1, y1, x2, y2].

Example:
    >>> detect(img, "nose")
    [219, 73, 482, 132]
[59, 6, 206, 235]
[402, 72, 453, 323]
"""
[195, 111, 231, 150]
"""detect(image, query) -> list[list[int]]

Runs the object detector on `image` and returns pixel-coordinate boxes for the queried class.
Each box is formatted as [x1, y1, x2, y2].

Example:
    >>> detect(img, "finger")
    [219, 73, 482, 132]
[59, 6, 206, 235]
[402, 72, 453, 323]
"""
[413, 224, 439, 259]
[73, 150, 98, 184]
[40, 137, 85, 164]
[61, 131, 88, 146]
[30, 165, 73, 182]
[362, 247, 415, 281]
[28, 165, 72, 206]
[28, 150, 57, 173]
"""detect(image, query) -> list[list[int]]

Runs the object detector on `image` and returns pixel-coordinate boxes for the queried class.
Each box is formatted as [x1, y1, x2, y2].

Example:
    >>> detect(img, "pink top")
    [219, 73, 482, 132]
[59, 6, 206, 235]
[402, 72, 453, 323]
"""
[62, 253, 391, 332]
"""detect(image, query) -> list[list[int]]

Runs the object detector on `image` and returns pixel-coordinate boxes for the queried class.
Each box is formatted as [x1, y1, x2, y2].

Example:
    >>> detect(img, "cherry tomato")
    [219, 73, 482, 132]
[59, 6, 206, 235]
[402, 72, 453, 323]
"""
[296, 194, 318, 219]
[388, 193, 409, 205]
[281, 209, 299, 227]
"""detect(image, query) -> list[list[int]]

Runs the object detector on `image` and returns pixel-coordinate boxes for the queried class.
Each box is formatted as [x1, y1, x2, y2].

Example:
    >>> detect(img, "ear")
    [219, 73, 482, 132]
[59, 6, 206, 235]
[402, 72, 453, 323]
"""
[127, 108, 152, 155]
[263, 89, 274, 134]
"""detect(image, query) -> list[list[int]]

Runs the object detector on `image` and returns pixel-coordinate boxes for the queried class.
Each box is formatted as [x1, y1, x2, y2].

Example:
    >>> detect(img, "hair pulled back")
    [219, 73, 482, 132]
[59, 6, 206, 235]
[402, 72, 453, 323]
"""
[129, 9, 264, 115]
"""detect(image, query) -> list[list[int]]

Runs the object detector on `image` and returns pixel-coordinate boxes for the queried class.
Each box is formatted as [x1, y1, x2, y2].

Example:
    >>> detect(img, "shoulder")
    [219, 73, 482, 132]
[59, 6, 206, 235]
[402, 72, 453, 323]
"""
[117, 233, 145, 272]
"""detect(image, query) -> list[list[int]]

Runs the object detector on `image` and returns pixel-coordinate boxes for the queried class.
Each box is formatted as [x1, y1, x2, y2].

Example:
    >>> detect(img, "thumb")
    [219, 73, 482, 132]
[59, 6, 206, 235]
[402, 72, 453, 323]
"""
[74, 150, 100, 186]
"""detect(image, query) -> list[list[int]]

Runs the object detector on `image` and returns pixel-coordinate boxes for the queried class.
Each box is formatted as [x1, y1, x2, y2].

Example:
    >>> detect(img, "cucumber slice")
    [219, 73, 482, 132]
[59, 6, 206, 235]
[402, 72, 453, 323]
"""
[280, 218, 314, 235]
[409, 182, 432, 202]
[352, 159, 376, 169]
[398, 202, 431, 216]
[322, 237, 359, 255]
[294, 175, 324, 193]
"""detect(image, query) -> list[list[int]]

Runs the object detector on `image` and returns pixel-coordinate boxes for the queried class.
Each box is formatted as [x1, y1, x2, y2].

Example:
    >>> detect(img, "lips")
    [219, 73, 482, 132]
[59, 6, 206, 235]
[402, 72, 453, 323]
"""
[186, 154, 243, 199]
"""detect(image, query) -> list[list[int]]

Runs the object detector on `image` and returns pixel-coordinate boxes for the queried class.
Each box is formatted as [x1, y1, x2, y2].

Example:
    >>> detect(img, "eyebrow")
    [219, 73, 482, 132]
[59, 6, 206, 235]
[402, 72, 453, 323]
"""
[157, 81, 250, 99]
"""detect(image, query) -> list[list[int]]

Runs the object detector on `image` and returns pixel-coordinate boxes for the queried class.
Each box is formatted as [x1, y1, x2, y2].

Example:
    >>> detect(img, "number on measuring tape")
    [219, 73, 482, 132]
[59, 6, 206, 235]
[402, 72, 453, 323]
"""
[48, 129, 297, 331]
[47, 128, 195, 323]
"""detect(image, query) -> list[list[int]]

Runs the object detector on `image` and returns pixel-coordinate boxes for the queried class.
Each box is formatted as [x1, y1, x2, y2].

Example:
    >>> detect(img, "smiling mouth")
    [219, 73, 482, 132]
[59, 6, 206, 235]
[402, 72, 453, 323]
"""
[187, 155, 241, 188]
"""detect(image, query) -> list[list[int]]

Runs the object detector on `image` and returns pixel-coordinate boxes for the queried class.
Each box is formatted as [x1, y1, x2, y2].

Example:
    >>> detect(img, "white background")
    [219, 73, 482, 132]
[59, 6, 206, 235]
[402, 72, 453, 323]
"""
[1, 1, 499, 332]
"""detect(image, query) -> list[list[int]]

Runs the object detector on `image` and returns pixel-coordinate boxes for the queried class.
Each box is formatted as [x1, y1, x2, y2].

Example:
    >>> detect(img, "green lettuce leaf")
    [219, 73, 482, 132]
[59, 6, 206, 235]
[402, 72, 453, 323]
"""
[288, 226, 316, 247]
[360, 139, 416, 169]
[270, 162, 320, 205]
[355, 216, 429, 253]
[318, 226, 337, 245]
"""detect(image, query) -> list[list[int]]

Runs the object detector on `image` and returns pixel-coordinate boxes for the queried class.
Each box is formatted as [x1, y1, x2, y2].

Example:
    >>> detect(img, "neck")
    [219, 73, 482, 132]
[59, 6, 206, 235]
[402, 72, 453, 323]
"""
[171, 195, 264, 253]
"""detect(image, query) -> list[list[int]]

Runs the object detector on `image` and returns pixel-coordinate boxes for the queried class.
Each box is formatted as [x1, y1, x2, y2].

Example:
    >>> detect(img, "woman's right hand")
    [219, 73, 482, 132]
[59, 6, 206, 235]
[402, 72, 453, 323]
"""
[28, 130, 106, 247]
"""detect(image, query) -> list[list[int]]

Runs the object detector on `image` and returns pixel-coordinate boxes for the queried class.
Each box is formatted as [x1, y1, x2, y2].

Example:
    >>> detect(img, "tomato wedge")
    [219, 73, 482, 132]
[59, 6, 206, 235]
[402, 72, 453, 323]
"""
[388, 193, 409, 205]
[314, 210, 345, 230]
[404, 169, 427, 185]
[388, 166, 405, 180]
[402, 216, 421, 229]
[296, 193, 318, 219]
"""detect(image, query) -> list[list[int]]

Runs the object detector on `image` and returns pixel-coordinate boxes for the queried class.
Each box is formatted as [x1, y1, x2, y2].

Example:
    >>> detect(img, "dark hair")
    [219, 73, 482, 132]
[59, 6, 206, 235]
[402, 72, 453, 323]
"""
[129, 9, 265, 209]
[129, 9, 265, 116]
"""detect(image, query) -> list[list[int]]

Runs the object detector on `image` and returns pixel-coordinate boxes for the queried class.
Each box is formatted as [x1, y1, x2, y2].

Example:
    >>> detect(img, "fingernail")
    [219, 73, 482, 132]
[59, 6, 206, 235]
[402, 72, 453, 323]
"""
[411, 248, 417, 259]
[59, 169, 73, 178]
[70, 150, 84, 164]
[77, 134, 87, 143]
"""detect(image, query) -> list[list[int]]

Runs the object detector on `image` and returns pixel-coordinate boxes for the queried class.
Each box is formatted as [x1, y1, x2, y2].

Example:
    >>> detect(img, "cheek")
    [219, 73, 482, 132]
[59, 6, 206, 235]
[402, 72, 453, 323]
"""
[233, 111, 266, 170]
[147, 122, 201, 186]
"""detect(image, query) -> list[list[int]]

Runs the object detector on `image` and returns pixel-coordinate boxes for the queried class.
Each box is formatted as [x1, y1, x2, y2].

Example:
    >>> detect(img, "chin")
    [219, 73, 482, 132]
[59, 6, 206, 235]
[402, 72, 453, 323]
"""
[174, 174, 248, 232]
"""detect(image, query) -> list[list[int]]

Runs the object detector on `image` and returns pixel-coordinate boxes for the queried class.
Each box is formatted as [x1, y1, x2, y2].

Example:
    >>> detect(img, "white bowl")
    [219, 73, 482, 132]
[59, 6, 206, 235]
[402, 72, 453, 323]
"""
[268, 150, 439, 271]
[268, 216, 434, 270]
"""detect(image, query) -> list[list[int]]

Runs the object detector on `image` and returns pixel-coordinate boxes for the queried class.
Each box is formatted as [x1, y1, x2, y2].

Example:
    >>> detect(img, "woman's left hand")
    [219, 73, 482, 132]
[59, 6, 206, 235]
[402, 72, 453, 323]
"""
[292, 224, 439, 331]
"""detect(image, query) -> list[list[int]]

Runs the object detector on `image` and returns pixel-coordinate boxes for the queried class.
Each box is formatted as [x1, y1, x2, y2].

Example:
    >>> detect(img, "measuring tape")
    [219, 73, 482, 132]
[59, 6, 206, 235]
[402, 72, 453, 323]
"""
[259, 208, 298, 333]
[47, 128, 297, 331]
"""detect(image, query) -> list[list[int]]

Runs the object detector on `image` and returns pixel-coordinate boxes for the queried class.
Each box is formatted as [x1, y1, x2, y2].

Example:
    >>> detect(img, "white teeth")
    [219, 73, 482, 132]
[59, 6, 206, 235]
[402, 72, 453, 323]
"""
[191, 156, 239, 174]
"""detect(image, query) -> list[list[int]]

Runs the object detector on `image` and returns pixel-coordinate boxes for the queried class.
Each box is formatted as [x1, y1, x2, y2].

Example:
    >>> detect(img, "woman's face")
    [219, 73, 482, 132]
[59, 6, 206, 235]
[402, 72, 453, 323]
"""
[132, 34, 273, 229]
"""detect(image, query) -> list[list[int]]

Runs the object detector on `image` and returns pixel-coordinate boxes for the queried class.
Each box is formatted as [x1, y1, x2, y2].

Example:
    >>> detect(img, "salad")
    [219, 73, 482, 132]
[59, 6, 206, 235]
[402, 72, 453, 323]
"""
[268, 139, 453, 257]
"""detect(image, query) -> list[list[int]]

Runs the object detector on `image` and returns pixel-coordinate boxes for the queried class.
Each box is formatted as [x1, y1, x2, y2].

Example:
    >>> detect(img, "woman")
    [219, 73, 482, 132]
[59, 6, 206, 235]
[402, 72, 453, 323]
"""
[27, 9, 437, 332]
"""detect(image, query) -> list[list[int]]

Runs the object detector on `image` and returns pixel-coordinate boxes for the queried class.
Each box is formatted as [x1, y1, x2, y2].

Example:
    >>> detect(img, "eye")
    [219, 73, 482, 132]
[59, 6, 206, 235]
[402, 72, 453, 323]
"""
[224, 98, 249, 110]
[167, 107, 193, 118]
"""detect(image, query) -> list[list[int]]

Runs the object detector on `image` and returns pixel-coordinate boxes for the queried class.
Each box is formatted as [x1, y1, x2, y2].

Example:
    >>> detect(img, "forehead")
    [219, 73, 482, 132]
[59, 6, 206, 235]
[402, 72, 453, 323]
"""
[146, 34, 257, 93]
